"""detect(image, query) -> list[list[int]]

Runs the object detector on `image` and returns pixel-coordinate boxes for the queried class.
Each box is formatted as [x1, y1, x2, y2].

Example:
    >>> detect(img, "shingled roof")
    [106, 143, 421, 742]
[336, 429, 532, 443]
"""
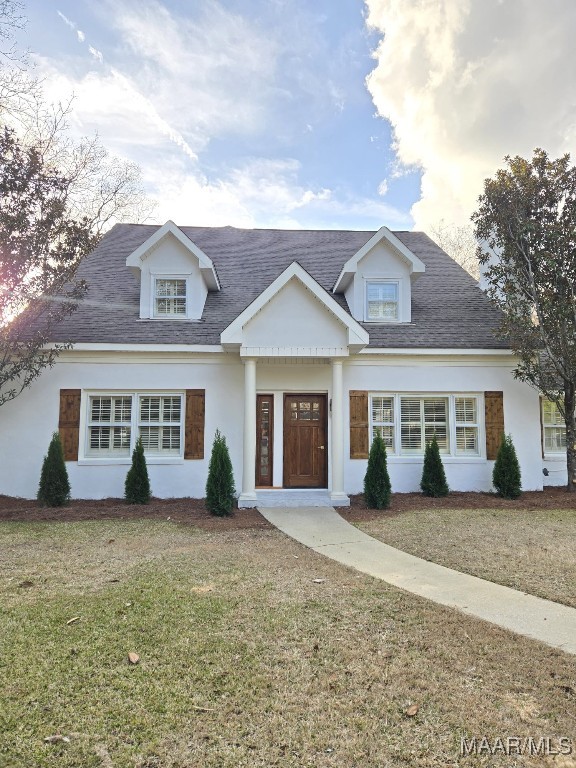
[47, 224, 508, 349]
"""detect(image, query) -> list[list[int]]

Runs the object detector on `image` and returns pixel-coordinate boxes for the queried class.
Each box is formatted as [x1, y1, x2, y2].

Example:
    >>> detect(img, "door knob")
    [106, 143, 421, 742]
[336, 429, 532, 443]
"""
[319, 445, 325, 450]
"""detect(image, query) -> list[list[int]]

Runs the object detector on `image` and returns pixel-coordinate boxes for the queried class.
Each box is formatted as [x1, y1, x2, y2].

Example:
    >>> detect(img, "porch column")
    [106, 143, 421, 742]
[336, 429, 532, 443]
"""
[239, 357, 258, 504]
[330, 358, 348, 503]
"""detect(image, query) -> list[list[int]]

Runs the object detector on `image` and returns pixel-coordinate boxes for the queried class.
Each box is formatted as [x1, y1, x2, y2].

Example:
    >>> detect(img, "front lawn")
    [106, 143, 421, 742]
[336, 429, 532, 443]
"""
[1, 517, 575, 767]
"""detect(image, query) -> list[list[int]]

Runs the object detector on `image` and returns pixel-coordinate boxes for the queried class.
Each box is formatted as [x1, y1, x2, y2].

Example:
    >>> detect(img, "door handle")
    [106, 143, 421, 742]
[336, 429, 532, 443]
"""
[319, 445, 325, 450]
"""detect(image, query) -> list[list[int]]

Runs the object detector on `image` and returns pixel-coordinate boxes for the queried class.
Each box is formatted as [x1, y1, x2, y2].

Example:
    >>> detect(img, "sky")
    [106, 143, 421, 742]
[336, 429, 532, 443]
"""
[14, 0, 576, 233]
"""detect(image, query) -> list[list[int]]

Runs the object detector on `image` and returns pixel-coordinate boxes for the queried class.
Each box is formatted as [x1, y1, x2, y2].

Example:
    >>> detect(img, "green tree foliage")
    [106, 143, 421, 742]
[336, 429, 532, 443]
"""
[125, 437, 151, 504]
[420, 436, 449, 497]
[363, 433, 391, 509]
[206, 429, 236, 517]
[473, 150, 576, 491]
[492, 433, 522, 499]
[37, 431, 70, 506]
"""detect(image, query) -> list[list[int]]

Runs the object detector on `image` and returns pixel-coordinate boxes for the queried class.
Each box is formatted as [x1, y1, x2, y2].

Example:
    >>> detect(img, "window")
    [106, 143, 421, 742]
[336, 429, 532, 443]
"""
[369, 394, 481, 457]
[154, 278, 187, 317]
[542, 398, 566, 453]
[85, 393, 184, 459]
[366, 280, 399, 321]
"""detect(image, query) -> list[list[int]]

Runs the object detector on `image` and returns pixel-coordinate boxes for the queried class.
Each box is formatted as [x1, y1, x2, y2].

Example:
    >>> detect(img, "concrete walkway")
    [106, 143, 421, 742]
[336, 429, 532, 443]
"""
[259, 506, 576, 656]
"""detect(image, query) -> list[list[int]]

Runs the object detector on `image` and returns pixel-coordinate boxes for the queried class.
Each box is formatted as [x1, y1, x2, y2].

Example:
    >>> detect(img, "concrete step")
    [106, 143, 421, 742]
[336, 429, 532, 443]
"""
[239, 489, 350, 509]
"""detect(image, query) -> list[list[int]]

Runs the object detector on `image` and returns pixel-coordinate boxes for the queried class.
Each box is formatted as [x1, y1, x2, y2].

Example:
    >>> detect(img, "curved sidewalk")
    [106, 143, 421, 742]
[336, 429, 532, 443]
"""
[259, 506, 576, 656]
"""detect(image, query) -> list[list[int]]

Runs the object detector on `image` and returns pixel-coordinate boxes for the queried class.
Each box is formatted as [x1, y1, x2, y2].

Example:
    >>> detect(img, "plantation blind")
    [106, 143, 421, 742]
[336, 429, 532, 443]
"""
[350, 390, 369, 459]
[59, 389, 81, 461]
[184, 389, 205, 460]
[484, 391, 504, 460]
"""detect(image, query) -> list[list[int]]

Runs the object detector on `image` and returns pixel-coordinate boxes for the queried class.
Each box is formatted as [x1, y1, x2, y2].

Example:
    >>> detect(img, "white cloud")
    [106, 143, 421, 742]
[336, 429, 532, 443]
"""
[77, 30, 85, 43]
[377, 179, 388, 196]
[88, 46, 103, 63]
[365, 0, 576, 230]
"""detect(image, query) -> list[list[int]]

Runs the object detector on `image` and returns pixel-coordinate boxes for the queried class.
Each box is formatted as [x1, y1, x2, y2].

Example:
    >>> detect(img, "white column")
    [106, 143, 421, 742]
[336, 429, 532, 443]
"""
[239, 357, 258, 506]
[330, 358, 348, 504]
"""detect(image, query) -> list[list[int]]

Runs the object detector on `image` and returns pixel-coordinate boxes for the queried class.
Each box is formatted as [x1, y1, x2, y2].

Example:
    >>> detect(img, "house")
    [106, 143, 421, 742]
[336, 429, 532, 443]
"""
[0, 221, 566, 504]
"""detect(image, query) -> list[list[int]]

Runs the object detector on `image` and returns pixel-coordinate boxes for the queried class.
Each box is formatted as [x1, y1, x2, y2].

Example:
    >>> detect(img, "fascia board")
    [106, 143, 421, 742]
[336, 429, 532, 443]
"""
[333, 226, 425, 292]
[126, 220, 220, 290]
[221, 261, 368, 347]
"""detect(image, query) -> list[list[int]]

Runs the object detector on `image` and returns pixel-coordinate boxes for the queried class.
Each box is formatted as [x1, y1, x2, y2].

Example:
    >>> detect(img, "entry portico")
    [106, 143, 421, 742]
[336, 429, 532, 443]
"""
[221, 262, 368, 507]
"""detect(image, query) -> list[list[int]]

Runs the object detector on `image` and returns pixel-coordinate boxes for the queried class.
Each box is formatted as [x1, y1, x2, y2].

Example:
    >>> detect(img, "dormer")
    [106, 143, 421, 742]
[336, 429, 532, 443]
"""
[126, 221, 220, 320]
[333, 227, 425, 323]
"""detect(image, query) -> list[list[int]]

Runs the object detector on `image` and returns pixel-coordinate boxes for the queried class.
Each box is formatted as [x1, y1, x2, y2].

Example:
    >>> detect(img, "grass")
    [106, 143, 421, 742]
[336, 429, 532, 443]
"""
[357, 507, 576, 608]
[0, 519, 575, 767]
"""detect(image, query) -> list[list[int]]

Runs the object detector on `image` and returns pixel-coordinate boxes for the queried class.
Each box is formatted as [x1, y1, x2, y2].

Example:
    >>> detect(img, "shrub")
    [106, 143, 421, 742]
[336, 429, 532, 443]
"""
[125, 437, 151, 504]
[37, 432, 71, 507]
[363, 433, 391, 509]
[420, 435, 449, 497]
[492, 433, 522, 499]
[206, 429, 236, 517]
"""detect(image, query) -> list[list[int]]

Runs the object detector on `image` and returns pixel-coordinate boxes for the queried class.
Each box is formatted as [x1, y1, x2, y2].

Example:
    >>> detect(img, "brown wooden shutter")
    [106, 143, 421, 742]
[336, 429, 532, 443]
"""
[185, 389, 205, 459]
[350, 390, 369, 459]
[484, 391, 504, 460]
[59, 389, 81, 461]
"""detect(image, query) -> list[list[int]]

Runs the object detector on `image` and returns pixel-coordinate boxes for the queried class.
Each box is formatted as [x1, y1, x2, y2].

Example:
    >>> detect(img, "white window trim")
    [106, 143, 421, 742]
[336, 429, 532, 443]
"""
[79, 390, 185, 465]
[364, 278, 402, 323]
[368, 392, 485, 461]
[150, 273, 193, 320]
[541, 397, 567, 458]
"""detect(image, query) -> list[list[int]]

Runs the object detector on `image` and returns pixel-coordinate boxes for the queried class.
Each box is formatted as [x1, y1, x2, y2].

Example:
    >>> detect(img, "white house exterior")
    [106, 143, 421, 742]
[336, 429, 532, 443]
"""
[0, 222, 565, 504]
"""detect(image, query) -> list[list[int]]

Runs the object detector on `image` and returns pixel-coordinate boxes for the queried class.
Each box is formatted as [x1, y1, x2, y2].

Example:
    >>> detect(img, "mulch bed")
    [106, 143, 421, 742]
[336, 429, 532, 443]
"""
[0, 487, 575, 530]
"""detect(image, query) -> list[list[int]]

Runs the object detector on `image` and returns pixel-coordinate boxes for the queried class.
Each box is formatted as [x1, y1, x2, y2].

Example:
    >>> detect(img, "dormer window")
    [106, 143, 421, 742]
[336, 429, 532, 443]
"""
[154, 277, 187, 318]
[365, 280, 399, 322]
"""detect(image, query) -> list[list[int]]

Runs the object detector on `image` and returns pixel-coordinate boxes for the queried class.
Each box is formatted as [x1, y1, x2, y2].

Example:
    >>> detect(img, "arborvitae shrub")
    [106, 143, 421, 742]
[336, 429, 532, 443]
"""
[492, 433, 522, 499]
[125, 437, 151, 504]
[363, 433, 392, 509]
[420, 435, 449, 497]
[206, 429, 236, 517]
[37, 431, 71, 507]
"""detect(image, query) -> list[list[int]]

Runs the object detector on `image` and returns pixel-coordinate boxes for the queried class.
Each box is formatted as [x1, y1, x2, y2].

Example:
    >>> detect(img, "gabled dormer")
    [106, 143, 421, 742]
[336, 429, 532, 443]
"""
[333, 227, 425, 323]
[126, 221, 220, 320]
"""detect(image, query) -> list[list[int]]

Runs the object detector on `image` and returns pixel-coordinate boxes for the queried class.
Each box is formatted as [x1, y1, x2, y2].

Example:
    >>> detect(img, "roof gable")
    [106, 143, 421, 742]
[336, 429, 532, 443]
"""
[333, 226, 425, 293]
[125, 220, 220, 290]
[221, 261, 369, 354]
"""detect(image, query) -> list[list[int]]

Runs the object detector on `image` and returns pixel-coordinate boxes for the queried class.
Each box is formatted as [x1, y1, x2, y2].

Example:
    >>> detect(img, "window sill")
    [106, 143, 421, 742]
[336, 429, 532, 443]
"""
[77, 457, 185, 466]
[384, 456, 485, 463]
[543, 453, 566, 461]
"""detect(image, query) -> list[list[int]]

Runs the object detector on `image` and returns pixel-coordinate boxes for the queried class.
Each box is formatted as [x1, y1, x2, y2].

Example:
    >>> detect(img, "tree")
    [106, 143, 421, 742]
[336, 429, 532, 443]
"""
[37, 431, 70, 506]
[363, 433, 391, 509]
[473, 149, 576, 492]
[125, 437, 151, 504]
[430, 220, 479, 279]
[492, 433, 522, 499]
[0, 127, 96, 406]
[205, 429, 236, 517]
[420, 436, 449, 497]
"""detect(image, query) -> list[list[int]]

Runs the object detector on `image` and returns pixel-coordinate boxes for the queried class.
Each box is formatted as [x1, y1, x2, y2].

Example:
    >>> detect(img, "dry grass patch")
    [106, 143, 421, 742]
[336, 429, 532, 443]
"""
[0, 519, 575, 767]
[357, 507, 576, 608]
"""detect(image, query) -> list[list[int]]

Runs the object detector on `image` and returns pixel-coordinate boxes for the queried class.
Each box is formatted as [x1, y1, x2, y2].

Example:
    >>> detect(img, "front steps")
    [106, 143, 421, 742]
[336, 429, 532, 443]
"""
[238, 489, 350, 509]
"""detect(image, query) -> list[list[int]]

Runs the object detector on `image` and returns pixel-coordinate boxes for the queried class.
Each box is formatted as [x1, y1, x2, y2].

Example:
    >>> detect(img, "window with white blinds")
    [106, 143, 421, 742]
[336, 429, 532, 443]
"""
[154, 278, 187, 317]
[542, 398, 566, 453]
[366, 281, 399, 321]
[86, 393, 184, 458]
[369, 394, 481, 457]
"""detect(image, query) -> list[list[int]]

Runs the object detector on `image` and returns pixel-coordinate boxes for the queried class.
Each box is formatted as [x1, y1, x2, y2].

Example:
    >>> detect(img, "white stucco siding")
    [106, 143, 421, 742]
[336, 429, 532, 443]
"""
[243, 279, 348, 350]
[0, 353, 244, 500]
[343, 357, 544, 493]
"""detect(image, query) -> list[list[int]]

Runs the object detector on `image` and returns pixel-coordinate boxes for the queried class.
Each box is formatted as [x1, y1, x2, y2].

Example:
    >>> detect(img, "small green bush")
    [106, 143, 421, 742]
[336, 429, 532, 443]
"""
[492, 433, 522, 499]
[37, 431, 71, 507]
[206, 429, 236, 517]
[420, 435, 449, 497]
[125, 437, 151, 504]
[363, 433, 392, 509]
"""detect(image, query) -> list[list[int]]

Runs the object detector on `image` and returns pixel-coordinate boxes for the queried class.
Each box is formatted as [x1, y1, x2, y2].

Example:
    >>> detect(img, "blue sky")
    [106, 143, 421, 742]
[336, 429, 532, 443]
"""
[15, 0, 576, 232]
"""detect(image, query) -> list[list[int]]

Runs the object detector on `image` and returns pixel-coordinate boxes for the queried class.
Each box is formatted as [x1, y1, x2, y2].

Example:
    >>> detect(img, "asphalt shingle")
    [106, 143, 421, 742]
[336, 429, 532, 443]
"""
[46, 224, 508, 349]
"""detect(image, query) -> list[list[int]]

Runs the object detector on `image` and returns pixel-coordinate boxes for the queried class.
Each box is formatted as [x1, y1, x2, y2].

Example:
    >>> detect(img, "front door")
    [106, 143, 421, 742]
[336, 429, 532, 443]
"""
[283, 394, 328, 488]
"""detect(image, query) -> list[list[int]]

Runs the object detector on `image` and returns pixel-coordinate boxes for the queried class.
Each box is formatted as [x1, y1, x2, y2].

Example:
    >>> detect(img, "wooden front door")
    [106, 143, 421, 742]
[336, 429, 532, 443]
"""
[283, 394, 328, 488]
